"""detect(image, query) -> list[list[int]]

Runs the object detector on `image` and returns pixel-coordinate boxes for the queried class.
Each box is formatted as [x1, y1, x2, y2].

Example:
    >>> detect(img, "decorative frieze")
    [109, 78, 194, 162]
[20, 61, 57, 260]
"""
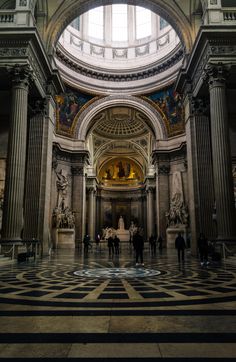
[0, 48, 28, 57]
[55, 47, 184, 82]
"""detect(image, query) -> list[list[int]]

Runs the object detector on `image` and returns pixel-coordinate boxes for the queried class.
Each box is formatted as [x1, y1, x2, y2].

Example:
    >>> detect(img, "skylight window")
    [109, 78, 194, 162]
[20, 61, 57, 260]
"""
[112, 4, 128, 42]
[136, 6, 151, 39]
[88, 6, 104, 39]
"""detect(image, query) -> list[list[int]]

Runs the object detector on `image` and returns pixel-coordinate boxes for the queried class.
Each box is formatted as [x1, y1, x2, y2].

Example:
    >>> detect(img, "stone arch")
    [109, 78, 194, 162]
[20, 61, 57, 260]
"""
[42, 0, 196, 55]
[74, 95, 168, 143]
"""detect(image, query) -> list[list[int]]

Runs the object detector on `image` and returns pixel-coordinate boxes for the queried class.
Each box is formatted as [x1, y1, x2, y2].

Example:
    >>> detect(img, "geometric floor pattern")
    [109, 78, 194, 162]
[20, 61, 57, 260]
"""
[0, 245, 236, 360]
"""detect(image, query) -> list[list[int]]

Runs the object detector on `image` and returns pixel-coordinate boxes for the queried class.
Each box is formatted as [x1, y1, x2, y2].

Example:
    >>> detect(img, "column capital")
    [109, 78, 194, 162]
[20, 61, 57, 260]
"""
[204, 63, 230, 88]
[31, 98, 47, 116]
[158, 164, 170, 175]
[146, 186, 155, 194]
[71, 165, 84, 176]
[190, 97, 209, 116]
[8, 64, 33, 88]
[87, 186, 96, 194]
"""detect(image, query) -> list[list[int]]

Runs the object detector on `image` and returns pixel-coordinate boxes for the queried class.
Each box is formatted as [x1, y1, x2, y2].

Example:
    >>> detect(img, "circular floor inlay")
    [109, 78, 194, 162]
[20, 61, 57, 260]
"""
[73, 267, 162, 279]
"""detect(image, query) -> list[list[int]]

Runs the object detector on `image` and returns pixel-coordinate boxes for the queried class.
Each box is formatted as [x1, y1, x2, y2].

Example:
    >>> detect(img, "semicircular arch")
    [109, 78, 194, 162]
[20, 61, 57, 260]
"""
[74, 95, 168, 142]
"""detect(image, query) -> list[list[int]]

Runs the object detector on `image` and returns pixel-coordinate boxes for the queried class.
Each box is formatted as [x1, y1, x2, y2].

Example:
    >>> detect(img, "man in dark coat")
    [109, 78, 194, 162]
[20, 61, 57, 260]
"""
[133, 229, 144, 266]
[197, 233, 209, 266]
[175, 232, 186, 262]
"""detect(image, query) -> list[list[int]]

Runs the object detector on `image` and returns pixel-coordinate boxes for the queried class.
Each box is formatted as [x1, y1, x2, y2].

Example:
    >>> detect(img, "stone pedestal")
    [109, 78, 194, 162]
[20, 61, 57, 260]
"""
[116, 229, 130, 242]
[52, 228, 75, 249]
[166, 225, 187, 248]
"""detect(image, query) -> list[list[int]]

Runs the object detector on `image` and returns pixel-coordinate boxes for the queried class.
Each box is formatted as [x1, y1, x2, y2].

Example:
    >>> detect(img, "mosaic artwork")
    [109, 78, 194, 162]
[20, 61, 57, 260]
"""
[56, 88, 94, 136]
[145, 85, 185, 136]
[99, 158, 144, 187]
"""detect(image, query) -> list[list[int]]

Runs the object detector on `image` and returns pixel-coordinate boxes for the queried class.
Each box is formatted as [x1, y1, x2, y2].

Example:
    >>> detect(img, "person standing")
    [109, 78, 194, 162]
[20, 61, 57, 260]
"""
[175, 232, 186, 263]
[133, 229, 144, 266]
[197, 233, 209, 266]
[158, 235, 163, 252]
[95, 233, 100, 252]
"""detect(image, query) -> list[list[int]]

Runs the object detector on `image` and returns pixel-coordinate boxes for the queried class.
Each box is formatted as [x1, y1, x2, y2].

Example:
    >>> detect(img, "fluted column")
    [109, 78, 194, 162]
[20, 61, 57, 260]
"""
[88, 187, 96, 241]
[146, 187, 154, 238]
[191, 97, 215, 239]
[153, 153, 170, 242]
[71, 165, 85, 247]
[23, 97, 54, 253]
[1, 65, 31, 241]
[206, 64, 236, 240]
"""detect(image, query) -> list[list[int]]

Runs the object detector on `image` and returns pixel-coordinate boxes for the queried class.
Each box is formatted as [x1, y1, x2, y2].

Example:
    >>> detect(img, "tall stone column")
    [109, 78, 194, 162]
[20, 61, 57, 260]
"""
[88, 187, 96, 241]
[23, 97, 55, 253]
[153, 153, 170, 242]
[1, 65, 31, 241]
[146, 187, 154, 238]
[71, 164, 85, 247]
[206, 64, 236, 240]
[190, 97, 216, 239]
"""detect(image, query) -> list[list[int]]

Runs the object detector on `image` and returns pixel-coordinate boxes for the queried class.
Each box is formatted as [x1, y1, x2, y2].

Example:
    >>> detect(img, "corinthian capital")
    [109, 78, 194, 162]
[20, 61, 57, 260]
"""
[191, 97, 209, 116]
[204, 63, 230, 88]
[8, 64, 32, 88]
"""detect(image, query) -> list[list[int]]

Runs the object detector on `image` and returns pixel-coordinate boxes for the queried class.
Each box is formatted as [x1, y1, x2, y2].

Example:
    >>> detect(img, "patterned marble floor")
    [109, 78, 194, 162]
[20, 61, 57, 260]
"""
[0, 245, 236, 361]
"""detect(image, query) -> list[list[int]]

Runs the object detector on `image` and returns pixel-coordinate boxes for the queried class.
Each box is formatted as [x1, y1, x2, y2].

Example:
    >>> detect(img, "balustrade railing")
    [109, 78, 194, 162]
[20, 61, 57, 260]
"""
[0, 11, 15, 24]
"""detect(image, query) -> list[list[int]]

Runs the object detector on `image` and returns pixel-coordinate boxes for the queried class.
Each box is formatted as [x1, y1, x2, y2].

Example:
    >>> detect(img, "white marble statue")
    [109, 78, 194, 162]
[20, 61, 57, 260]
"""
[118, 215, 125, 230]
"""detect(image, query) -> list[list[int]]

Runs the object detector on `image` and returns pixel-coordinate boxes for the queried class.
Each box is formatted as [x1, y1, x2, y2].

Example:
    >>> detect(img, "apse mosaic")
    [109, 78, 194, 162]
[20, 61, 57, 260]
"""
[99, 158, 144, 187]
[145, 85, 185, 136]
[55, 88, 96, 137]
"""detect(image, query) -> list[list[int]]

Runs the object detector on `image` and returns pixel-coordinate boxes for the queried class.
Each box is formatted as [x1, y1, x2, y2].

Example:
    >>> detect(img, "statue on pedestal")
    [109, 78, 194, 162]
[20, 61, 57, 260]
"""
[118, 215, 125, 230]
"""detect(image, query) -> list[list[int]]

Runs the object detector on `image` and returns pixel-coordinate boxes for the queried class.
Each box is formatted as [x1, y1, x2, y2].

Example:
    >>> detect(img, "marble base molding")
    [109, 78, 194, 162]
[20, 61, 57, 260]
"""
[166, 225, 188, 248]
[52, 228, 75, 249]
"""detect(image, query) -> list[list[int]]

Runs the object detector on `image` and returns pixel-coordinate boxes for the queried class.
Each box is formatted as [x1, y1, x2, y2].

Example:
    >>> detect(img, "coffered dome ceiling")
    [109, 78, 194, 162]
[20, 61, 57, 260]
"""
[91, 107, 150, 139]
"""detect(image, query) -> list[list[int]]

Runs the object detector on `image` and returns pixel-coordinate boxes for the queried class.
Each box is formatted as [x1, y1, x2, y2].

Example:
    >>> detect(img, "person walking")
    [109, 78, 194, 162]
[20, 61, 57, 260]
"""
[149, 234, 156, 256]
[83, 234, 90, 256]
[197, 233, 209, 266]
[175, 232, 186, 263]
[133, 229, 144, 266]
[107, 235, 114, 257]
[114, 235, 120, 255]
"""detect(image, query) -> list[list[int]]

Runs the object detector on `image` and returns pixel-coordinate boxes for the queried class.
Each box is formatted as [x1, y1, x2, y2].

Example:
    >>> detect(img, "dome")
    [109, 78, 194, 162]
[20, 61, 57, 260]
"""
[55, 4, 184, 95]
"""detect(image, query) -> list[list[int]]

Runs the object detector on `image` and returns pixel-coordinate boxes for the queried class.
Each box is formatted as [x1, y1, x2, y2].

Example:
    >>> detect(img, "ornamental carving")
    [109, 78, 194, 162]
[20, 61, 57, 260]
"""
[191, 97, 209, 116]
[19, 0, 27, 6]
[71, 166, 84, 176]
[158, 165, 170, 175]
[204, 63, 230, 86]
[55, 47, 184, 83]
[0, 48, 28, 57]
[8, 64, 32, 87]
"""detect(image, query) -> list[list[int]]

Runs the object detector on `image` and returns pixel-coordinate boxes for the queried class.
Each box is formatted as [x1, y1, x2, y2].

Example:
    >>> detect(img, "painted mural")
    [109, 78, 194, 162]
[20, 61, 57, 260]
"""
[145, 86, 185, 136]
[56, 88, 95, 137]
[99, 158, 144, 187]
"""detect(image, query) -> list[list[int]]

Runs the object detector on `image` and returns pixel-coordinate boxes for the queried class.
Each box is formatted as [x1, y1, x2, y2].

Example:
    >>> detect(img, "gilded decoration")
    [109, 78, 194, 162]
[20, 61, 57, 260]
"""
[144, 85, 185, 137]
[55, 88, 97, 137]
[99, 158, 144, 187]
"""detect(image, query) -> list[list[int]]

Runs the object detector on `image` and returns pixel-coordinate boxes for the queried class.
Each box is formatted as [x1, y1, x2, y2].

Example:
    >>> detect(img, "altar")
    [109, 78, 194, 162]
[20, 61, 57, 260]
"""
[116, 229, 130, 242]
